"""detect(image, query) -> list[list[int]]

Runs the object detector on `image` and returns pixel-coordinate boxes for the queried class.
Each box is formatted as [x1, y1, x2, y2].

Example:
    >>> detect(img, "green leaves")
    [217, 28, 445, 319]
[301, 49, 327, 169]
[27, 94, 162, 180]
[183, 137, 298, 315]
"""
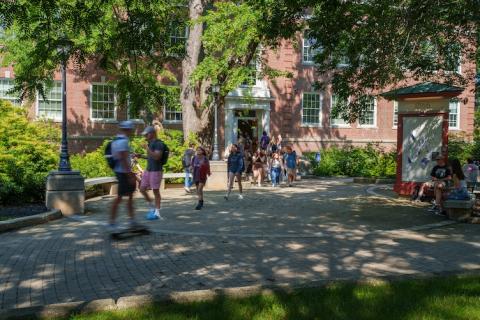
[0, 100, 60, 204]
[308, 0, 478, 120]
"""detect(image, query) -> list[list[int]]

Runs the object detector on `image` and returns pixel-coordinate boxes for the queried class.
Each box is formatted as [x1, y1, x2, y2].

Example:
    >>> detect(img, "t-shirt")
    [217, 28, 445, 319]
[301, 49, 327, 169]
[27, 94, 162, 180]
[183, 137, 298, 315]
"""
[183, 148, 195, 168]
[463, 164, 479, 183]
[111, 135, 131, 173]
[146, 139, 165, 172]
[285, 152, 297, 169]
[430, 165, 451, 180]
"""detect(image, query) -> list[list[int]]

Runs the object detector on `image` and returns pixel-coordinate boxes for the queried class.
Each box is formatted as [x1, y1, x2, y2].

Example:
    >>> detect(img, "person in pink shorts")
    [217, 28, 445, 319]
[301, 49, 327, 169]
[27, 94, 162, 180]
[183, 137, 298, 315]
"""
[135, 126, 167, 220]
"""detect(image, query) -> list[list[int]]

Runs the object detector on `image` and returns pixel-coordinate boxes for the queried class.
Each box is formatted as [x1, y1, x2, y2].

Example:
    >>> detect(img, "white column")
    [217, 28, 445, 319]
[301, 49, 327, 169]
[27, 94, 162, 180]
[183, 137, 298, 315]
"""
[225, 108, 234, 151]
[262, 105, 270, 135]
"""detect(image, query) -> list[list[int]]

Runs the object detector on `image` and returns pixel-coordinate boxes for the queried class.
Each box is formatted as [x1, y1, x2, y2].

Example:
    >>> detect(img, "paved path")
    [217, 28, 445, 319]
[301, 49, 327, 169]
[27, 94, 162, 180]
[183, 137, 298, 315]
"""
[1, 179, 480, 310]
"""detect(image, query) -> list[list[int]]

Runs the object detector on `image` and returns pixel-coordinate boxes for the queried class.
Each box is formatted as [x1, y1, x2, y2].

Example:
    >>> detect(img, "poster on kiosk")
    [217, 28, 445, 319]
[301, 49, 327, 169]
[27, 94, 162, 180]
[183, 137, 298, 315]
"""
[381, 82, 464, 196]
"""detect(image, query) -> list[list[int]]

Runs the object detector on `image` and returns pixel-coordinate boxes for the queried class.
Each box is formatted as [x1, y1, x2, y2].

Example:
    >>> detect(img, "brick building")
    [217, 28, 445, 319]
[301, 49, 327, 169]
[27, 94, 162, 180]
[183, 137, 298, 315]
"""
[0, 31, 476, 156]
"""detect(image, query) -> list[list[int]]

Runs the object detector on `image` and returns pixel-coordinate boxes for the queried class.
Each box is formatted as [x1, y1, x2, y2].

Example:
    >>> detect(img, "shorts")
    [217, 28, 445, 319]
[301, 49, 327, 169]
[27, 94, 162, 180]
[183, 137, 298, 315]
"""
[115, 172, 136, 196]
[286, 168, 296, 176]
[140, 171, 163, 190]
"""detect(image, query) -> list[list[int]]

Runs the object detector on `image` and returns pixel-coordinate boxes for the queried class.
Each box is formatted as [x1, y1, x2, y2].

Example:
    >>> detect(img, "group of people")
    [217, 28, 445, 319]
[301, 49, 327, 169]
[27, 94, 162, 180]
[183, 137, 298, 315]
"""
[414, 155, 479, 215]
[225, 131, 299, 189]
[108, 122, 301, 231]
[108, 121, 212, 231]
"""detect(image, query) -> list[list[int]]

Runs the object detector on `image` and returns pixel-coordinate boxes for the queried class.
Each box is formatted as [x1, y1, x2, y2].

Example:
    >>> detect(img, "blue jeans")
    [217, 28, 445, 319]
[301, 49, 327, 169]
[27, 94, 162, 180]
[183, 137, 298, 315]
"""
[185, 168, 192, 188]
[271, 167, 281, 185]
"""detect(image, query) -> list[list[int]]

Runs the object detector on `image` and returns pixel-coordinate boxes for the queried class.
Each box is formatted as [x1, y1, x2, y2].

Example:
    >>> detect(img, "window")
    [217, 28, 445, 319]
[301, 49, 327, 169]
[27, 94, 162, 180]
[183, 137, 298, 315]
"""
[0, 78, 20, 106]
[330, 95, 349, 127]
[449, 99, 460, 129]
[359, 97, 377, 127]
[91, 83, 116, 120]
[37, 81, 62, 120]
[301, 92, 321, 126]
[169, 21, 188, 45]
[302, 31, 321, 64]
[164, 103, 182, 123]
[393, 100, 398, 128]
[444, 44, 462, 74]
[241, 59, 259, 87]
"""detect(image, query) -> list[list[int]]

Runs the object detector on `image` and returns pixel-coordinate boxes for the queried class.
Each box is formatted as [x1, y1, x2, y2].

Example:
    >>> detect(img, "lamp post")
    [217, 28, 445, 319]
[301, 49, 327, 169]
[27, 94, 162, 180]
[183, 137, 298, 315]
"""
[45, 39, 85, 216]
[57, 42, 71, 171]
[211, 85, 220, 161]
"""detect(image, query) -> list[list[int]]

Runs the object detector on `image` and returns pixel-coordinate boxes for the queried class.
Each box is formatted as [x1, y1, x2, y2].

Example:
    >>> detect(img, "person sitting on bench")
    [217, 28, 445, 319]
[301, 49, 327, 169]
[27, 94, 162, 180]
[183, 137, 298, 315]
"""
[426, 155, 452, 215]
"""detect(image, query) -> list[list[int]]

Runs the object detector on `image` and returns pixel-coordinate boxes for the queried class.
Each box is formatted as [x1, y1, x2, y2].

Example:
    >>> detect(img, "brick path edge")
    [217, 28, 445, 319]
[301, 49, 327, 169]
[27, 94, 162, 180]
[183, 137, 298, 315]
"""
[0, 209, 62, 233]
[2, 270, 480, 320]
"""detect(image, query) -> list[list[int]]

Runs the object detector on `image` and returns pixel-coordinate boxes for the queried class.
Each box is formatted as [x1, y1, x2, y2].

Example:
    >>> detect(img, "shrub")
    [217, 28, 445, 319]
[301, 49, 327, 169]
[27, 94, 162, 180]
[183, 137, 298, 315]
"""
[71, 128, 197, 179]
[310, 144, 397, 178]
[0, 100, 60, 204]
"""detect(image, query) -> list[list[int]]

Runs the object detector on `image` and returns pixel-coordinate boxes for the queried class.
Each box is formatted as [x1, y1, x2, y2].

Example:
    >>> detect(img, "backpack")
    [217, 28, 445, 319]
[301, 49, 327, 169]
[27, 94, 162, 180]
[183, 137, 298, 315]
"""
[104, 137, 125, 169]
[157, 140, 170, 166]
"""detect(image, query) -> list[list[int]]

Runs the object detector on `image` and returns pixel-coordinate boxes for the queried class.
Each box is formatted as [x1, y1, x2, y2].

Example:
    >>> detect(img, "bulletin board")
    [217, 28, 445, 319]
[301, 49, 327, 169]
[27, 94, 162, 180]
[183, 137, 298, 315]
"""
[401, 115, 443, 182]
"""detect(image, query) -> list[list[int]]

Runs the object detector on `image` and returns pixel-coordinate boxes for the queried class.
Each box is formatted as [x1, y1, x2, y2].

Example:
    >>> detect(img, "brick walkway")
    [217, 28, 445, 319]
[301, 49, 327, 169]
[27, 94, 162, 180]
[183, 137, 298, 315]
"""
[1, 179, 480, 310]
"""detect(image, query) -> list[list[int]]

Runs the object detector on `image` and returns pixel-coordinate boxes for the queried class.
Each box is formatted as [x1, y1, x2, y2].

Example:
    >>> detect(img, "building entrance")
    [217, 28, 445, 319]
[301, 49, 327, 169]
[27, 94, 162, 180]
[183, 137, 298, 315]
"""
[237, 118, 258, 151]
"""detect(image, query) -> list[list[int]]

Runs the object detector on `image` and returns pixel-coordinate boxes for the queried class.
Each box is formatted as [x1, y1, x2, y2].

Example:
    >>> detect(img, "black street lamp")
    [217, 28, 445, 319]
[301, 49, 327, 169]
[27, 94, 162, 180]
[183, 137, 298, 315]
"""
[57, 42, 72, 171]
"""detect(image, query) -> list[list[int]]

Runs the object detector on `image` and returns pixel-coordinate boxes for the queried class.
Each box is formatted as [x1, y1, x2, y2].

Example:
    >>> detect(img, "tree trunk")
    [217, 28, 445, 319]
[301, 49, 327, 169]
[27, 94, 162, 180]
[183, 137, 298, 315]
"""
[181, 0, 211, 143]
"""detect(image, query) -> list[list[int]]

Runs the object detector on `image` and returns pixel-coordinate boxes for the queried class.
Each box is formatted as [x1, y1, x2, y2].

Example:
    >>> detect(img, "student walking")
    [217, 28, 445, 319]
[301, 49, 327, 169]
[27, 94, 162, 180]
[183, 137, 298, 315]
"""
[135, 126, 168, 220]
[191, 147, 211, 210]
[109, 121, 138, 230]
[183, 143, 195, 193]
[270, 152, 282, 187]
[284, 146, 298, 187]
[260, 131, 270, 151]
[225, 144, 244, 200]
[252, 149, 267, 187]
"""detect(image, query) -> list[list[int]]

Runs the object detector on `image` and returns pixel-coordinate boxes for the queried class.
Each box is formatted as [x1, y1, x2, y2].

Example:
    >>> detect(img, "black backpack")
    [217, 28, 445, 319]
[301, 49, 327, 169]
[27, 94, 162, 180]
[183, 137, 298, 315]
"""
[159, 140, 170, 166]
[104, 137, 124, 169]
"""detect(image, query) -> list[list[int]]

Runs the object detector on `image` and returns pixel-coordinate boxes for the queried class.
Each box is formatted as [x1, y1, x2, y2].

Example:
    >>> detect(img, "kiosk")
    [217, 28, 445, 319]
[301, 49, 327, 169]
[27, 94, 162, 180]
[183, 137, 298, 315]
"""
[381, 82, 464, 196]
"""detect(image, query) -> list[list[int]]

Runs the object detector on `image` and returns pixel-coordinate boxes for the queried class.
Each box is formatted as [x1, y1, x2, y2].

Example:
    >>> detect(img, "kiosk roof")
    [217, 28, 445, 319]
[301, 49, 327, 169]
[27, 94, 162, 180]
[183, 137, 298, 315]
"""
[381, 82, 464, 99]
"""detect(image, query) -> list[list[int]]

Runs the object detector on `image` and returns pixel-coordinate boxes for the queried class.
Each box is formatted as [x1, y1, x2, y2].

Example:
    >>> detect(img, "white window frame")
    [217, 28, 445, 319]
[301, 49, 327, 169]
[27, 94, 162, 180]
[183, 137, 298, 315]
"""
[330, 94, 350, 128]
[393, 100, 398, 129]
[169, 22, 189, 45]
[448, 99, 460, 130]
[302, 31, 321, 65]
[0, 77, 21, 106]
[90, 82, 117, 122]
[163, 104, 183, 124]
[358, 97, 377, 128]
[301, 92, 322, 127]
[36, 80, 63, 122]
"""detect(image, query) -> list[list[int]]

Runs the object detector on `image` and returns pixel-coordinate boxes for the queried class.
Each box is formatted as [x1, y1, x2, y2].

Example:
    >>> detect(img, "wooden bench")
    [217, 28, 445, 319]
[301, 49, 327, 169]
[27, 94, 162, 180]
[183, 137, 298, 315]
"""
[443, 195, 475, 222]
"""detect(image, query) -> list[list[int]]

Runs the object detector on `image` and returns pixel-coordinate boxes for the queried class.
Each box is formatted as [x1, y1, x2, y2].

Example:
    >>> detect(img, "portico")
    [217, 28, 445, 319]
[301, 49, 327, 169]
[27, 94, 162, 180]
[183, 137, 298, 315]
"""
[224, 85, 274, 153]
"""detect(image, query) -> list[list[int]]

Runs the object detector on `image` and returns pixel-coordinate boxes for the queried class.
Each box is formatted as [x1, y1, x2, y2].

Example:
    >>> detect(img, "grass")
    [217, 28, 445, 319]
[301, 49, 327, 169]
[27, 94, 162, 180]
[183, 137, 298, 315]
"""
[58, 275, 480, 320]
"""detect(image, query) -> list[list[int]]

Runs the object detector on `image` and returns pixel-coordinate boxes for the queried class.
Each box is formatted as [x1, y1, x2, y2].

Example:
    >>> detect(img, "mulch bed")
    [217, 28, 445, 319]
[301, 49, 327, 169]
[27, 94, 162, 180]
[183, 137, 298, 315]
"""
[0, 204, 48, 221]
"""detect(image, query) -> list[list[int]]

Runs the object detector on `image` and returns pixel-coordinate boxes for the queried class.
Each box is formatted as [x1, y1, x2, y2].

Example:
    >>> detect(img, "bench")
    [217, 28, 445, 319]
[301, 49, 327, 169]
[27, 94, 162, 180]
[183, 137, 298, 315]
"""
[443, 195, 475, 222]
[84, 173, 192, 196]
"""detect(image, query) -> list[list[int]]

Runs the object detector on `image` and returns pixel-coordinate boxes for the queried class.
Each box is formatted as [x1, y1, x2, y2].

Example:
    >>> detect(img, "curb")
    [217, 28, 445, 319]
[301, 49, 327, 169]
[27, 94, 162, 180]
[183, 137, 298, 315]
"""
[0, 210, 62, 233]
[353, 177, 395, 184]
[2, 270, 480, 319]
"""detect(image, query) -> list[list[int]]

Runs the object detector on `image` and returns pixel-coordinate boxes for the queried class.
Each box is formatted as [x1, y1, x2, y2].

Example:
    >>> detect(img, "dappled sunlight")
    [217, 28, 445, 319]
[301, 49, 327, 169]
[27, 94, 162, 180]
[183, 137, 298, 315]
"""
[1, 179, 480, 310]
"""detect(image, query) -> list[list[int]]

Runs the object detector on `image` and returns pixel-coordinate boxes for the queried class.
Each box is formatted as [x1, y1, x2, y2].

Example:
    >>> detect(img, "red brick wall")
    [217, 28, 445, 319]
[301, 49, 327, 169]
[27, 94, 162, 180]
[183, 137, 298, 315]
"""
[1, 32, 476, 156]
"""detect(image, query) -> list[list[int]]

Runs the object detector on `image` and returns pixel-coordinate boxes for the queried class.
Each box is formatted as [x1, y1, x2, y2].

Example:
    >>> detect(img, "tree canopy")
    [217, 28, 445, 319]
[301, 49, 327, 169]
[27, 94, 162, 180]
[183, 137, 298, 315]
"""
[306, 0, 479, 121]
[1, 0, 478, 130]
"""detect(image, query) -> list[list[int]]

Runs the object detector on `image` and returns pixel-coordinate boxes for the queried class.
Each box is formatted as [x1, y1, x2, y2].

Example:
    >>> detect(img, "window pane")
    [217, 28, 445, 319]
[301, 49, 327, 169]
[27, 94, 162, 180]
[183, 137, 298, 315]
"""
[359, 97, 376, 126]
[302, 93, 321, 125]
[38, 81, 62, 119]
[449, 100, 459, 128]
[0, 78, 20, 105]
[91, 84, 116, 120]
[331, 95, 348, 126]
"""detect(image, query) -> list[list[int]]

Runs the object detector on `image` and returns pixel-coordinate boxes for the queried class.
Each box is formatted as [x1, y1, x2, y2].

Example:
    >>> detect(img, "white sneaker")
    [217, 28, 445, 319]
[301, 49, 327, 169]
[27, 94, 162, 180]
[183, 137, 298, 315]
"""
[184, 187, 191, 193]
[238, 194, 244, 200]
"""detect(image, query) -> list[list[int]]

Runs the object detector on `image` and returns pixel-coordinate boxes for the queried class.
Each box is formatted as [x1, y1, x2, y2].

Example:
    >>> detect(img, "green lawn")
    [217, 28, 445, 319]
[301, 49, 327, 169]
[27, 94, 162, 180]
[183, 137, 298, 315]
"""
[65, 275, 480, 320]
